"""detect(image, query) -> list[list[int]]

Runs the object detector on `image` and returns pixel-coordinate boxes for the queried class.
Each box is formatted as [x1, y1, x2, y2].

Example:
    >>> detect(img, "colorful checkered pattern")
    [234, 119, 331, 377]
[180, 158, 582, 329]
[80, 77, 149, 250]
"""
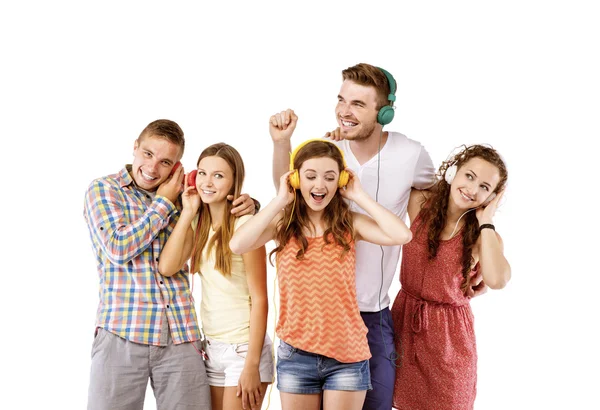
[84, 166, 201, 345]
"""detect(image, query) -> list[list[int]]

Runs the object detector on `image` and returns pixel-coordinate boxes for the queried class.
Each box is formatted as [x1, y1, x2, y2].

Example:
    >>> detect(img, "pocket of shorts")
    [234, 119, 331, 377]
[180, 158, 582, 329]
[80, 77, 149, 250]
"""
[277, 340, 296, 360]
[234, 343, 249, 359]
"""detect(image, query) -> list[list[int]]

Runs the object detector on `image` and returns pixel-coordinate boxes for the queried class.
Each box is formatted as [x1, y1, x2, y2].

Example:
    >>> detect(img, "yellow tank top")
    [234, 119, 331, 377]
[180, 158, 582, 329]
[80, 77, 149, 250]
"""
[194, 214, 253, 343]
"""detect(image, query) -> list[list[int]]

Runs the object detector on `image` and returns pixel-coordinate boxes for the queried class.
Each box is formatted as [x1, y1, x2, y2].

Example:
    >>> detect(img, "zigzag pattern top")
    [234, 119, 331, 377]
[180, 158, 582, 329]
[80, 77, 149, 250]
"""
[276, 235, 371, 363]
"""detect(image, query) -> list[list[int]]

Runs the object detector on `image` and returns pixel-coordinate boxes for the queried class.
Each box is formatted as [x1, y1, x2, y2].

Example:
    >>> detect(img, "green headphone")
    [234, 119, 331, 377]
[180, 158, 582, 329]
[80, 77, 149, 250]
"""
[377, 67, 397, 126]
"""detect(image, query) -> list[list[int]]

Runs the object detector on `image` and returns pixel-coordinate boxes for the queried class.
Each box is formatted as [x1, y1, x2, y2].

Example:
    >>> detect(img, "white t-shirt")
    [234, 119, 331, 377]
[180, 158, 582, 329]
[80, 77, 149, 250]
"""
[334, 132, 435, 312]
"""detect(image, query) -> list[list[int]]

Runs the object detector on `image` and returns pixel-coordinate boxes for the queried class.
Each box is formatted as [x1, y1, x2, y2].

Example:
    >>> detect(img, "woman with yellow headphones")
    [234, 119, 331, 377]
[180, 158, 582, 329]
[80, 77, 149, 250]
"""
[229, 139, 412, 410]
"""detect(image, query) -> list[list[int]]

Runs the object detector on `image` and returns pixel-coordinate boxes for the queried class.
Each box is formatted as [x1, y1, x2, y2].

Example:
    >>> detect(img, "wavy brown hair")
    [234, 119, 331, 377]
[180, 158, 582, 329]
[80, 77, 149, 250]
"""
[268, 140, 354, 264]
[415, 144, 508, 292]
[190, 143, 245, 276]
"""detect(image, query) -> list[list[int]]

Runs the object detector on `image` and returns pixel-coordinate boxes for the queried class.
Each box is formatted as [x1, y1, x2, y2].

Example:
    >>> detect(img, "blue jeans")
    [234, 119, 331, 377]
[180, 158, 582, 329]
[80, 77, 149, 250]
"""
[361, 308, 396, 410]
[276, 340, 372, 394]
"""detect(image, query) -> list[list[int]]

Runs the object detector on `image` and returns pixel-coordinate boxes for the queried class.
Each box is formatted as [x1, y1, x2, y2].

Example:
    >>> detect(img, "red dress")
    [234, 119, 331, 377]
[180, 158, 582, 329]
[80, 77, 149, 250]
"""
[391, 214, 478, 410]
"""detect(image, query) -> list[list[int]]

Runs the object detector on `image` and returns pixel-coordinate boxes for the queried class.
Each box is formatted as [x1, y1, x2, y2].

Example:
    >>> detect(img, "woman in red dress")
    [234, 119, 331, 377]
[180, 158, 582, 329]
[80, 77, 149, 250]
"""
[391, 144, 511, 410]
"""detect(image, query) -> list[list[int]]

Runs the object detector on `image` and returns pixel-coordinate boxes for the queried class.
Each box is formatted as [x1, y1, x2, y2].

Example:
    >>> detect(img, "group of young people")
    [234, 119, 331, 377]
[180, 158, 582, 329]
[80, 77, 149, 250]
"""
[84, 63, 511, 410]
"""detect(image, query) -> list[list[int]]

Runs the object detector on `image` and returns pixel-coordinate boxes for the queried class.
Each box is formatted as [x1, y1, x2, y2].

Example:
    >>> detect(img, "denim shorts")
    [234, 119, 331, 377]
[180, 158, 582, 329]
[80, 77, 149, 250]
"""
[276, 340, 372, 394]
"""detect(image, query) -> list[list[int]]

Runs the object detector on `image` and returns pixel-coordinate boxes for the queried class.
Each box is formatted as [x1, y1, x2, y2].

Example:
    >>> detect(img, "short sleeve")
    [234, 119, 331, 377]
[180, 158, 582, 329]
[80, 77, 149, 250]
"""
[413, 145, 436, 189]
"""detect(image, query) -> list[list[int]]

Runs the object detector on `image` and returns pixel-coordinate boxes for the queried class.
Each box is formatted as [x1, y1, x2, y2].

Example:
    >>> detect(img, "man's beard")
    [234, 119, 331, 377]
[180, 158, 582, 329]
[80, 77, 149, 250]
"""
[341, 120, 377, 142]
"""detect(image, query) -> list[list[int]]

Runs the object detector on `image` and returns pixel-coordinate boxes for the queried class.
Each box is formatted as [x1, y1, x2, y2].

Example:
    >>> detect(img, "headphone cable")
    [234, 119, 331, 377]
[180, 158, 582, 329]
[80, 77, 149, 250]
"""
[373, 130, 402, 366]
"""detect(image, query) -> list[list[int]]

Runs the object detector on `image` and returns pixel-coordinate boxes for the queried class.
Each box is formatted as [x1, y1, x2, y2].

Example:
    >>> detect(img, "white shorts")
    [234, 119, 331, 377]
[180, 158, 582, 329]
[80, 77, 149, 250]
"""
[204, 334, 274, 387]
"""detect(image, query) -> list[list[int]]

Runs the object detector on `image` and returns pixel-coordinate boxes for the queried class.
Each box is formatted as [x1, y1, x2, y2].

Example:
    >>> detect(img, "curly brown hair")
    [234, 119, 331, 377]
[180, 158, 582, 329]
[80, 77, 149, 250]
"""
[415, 144, 508, 292]
[268, 140, 354, 265]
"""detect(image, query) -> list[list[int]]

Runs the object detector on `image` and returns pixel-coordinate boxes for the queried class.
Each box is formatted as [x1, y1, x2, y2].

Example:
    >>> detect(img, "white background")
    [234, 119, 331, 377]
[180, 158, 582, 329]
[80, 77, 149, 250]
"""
[1, 1, 599, 409]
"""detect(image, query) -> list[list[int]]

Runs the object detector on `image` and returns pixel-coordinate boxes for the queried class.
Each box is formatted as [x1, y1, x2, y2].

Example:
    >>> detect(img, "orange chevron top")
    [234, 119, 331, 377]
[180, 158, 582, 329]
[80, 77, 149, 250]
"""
[276, 235, 371, 363]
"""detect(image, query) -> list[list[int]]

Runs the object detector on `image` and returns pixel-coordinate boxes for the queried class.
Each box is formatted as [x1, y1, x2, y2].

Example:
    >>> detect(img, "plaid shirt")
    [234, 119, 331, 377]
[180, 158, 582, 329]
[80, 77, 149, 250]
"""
[84, 166, 201, 345]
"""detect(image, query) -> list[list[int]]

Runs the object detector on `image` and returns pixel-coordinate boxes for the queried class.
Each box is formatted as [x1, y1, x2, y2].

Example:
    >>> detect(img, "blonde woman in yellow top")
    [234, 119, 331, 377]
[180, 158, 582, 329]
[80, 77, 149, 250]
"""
[159, 143, 272, 410]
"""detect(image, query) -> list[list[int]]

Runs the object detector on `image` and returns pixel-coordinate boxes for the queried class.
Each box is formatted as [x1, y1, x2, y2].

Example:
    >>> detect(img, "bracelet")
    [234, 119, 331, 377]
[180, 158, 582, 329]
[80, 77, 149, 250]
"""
[479, 223, 495, 232]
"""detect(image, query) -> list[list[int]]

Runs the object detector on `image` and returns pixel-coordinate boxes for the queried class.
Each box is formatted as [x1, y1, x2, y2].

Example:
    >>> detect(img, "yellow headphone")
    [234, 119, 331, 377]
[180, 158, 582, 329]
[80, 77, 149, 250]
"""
[288, 139, 350, 189]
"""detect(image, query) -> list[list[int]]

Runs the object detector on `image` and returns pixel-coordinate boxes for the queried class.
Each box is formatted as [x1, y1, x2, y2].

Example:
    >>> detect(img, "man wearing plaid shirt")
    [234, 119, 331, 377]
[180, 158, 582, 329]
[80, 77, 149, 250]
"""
[84, 119, 257, 410]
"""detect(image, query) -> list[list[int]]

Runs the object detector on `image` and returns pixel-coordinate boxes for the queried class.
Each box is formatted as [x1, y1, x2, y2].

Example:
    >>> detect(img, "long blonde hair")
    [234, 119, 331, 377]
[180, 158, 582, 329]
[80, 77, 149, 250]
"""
[190, 143, 245, 276]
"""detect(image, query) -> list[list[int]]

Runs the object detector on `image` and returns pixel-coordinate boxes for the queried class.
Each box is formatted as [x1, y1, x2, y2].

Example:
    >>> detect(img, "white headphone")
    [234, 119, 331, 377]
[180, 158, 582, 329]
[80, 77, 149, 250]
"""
[444, 162, 458, 184]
